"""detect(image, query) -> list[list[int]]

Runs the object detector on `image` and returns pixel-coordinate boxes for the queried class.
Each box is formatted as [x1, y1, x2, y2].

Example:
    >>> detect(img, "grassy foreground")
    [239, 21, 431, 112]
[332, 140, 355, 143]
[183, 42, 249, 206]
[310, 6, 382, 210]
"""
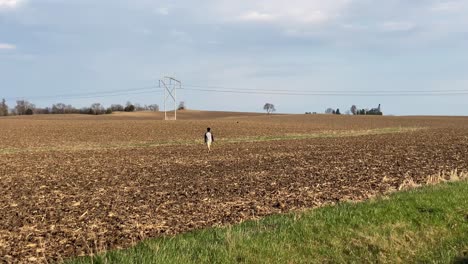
[70, 182, 468, 264]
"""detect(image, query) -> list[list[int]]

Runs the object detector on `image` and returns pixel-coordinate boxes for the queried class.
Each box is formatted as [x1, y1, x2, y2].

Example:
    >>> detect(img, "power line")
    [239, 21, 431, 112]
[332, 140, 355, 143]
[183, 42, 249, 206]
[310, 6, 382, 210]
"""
[52, 90, 163, 100]
[182, 84, 468, 94]
[4, 83, 468, 102]
[5, 86, 161, 101]
[180, 87, 468, 96]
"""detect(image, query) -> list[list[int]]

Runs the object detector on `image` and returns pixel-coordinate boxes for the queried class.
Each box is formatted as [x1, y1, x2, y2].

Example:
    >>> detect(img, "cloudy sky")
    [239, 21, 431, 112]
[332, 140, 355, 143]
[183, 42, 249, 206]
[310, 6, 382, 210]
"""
[1, 0, 467, 115]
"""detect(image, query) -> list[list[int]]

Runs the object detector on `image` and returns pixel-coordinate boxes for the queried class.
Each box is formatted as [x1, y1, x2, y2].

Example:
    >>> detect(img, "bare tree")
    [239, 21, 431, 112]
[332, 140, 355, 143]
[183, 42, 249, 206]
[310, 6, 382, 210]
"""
[148, 104, 159, 112]
[64, 104, 75, 114]
[15, 100, 35, 115]
[325, 108, 334, 114]
[133, 104, 149, 111]
[45, 103, 76, 114]
[52, 103, 66, 114]
[15, 100, 27, 115]
[263, 103, 276, 114]
[36, 107, 51, 114]
[111, 104, 124, 111]
[351, 105, 358, 115]
[90, 103, 105, 115]
[0, 98, 8, 116]
[134, 103, 144, 111]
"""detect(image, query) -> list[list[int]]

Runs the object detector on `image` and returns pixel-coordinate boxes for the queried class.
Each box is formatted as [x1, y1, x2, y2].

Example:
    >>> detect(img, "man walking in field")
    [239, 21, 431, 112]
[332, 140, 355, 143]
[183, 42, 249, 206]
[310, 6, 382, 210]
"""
[204, 127, 214, 152]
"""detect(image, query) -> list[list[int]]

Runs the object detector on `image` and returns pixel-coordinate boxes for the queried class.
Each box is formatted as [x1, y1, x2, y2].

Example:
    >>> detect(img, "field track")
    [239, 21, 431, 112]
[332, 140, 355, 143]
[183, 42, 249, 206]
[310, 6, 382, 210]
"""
[0, 112, 467, 263]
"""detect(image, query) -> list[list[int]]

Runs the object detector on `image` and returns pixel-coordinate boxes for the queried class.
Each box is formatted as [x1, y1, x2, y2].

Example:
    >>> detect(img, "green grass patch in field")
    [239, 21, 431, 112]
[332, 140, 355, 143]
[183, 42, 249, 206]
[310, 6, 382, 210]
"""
[70, 181, 468, 264]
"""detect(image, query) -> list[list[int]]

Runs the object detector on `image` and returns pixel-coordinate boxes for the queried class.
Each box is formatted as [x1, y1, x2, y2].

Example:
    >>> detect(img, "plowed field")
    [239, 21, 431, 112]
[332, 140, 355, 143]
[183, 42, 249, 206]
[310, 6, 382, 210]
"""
[1, 112, 467, 263]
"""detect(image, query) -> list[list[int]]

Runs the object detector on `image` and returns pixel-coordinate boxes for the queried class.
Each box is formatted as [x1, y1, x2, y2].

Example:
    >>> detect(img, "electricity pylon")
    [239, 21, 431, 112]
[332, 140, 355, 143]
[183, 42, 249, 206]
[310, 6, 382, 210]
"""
[159, 76, 181, 121]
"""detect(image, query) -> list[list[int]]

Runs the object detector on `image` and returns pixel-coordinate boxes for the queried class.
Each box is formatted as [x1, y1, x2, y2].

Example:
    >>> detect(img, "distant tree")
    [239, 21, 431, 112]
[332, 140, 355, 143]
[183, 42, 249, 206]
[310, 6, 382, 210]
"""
[0, 98, 8, 116]
[105, 108, 113, 114]
[90, 103, 105, 115]
[42, 107, 51, 114]
[25, 108, 34, 115]
[134, 103, 147, 111]
[148, 104, 159, 112]
[335, 108, 341, 115]
[15, 100, 26, 115]
[124, 101, 135, 112]
[124, 104, 135, 112]
[111, 104, 124, 112]
[263, 103, 276, 114]
[353, 104, 383, 116]
[325, 108, 334, 114]
[178, 101, 186, 110]
[15, 100, 35, 115]
[52, 103, 66, 114]
[61, 104, 75, 114]
[124, 105, 135, 112]
[34, 107, 50, 114]
[351, 105, 358, 115]
[79, 107, 91, 115]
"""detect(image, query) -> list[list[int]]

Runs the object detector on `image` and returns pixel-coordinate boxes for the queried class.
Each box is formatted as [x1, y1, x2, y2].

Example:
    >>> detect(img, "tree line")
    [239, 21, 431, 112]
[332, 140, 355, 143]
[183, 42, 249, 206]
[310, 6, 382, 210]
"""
[325, 104, 383, 115]
[0, 99, 160, 116]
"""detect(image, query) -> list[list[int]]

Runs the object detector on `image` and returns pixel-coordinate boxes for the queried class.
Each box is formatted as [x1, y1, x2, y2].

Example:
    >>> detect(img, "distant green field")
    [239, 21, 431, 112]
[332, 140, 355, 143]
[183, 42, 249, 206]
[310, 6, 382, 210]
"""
[70, 181, 468, 264]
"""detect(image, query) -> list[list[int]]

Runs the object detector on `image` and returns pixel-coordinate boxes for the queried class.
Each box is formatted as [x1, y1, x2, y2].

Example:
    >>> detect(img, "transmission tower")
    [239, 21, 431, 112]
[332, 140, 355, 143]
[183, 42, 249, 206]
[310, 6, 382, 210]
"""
[159, 76, 181, 120]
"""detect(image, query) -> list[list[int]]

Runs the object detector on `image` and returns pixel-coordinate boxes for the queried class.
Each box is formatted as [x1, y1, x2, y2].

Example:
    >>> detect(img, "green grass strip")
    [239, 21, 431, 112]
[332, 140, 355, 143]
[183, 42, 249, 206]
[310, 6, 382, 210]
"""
[70, 181, 468, 264]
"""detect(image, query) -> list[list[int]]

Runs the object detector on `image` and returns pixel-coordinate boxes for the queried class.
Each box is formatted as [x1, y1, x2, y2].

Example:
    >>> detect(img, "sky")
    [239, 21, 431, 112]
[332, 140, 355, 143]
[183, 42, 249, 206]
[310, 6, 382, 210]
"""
[1, 0, 467, 115]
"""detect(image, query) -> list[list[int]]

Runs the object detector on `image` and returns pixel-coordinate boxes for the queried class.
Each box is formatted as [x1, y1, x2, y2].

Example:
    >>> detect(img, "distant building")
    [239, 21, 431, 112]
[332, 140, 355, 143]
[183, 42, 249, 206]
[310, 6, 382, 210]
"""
[368, 104, 383, 115]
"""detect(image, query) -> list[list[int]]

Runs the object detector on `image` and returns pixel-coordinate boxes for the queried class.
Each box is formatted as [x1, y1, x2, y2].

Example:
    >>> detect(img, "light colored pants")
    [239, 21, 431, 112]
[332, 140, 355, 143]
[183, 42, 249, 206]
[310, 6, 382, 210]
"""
[206, 141, 212, 151]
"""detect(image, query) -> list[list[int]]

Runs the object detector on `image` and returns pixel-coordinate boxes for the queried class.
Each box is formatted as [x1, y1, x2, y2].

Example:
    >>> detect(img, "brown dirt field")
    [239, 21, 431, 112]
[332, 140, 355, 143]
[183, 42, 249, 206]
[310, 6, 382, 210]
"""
[0, 112, 467, 263]
[1, 111, 466, 150]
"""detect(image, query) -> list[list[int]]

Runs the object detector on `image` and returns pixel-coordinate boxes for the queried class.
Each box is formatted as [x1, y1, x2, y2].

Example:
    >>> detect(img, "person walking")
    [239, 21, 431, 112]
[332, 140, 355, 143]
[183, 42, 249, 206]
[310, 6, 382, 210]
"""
[204, 127, 214, 152]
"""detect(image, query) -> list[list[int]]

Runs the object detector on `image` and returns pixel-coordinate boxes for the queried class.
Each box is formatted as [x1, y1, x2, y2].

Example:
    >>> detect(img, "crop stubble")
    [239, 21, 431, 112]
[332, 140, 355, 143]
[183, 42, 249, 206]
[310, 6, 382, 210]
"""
[0, 114, 467, 263]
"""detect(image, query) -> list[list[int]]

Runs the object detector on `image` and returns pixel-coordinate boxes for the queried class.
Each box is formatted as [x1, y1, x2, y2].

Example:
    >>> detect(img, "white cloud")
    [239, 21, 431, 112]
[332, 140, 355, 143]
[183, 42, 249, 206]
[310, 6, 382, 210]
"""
[341, 23, 368, 31]
[0, 0, 21, 9]
[297, 10, 330, 24]
[381, 21, 416, 32]
[239, 11, 276, 22]
[431, 0, 466, 12]
[134, 28, 152, 36]
[0, 43, 16, 50]
[156, 7, 169, 16]
[220, 0, 352, 26]
[170, 30, 193, 43]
